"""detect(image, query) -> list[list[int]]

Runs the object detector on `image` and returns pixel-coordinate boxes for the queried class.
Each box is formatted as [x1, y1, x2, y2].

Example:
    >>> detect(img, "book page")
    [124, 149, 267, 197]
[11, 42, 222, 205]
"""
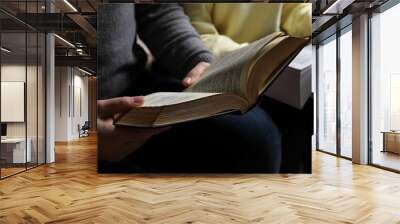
[185, 32, 284, 100]
[142, 92, 221, 107]
[247, 37, 309, 101]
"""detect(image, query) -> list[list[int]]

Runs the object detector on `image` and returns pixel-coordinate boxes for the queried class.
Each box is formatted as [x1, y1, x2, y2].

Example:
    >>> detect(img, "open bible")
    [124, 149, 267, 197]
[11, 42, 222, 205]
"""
[115, 32, 309, 127]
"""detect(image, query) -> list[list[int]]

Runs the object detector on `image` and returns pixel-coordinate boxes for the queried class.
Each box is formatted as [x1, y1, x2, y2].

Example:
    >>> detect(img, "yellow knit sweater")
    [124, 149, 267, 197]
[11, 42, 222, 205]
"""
[183, 3, 311, 58]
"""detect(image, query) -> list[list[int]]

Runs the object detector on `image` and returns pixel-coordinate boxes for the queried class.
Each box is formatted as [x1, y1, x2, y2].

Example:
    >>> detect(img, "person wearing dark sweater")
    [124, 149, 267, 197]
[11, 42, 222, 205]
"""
[97, 3, 282, 173]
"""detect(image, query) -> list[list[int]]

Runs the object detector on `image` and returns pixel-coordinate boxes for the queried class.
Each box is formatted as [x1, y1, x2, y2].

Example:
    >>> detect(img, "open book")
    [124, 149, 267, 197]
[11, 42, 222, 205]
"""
[115, 32, 309, 127]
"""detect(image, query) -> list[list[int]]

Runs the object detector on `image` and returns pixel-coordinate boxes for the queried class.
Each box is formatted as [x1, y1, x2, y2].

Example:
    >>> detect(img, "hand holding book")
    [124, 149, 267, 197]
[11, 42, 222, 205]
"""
[116, 32, 310, 128]
[98, 96, 168, 161]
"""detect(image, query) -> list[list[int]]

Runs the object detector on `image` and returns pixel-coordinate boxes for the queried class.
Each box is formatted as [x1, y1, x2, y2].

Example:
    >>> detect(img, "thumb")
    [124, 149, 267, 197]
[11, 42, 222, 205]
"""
[98, 96, 144, 118]
[182, 62, 210, 87]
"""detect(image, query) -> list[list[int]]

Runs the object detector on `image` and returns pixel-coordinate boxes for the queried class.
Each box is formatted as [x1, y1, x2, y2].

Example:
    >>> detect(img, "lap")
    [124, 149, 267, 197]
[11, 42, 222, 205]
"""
[123, 105, 282, 173]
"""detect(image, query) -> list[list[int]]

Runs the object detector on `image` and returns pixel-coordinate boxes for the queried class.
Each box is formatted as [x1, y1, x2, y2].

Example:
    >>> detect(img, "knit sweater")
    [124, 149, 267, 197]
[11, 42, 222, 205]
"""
[135, 4, 215, 78]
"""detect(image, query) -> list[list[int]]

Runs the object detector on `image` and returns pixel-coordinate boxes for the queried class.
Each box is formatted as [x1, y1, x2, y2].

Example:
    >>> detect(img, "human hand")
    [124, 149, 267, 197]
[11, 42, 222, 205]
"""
[97, 96, 168, 162]
[182, 62, 210, 87]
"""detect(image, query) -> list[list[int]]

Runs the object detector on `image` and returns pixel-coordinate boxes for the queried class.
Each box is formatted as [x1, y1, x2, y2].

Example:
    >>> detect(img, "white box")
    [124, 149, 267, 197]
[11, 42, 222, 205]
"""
[265, 46, 312, 109]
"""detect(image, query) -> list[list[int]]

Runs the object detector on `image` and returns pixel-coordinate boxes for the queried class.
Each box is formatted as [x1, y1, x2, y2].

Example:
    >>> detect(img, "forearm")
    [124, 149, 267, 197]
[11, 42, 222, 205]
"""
[136, 4, 214, 79]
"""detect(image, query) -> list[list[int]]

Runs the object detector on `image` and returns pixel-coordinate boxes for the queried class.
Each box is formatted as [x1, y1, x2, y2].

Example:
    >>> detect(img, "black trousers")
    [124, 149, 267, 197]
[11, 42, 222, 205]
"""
[99, 102, 282, 173]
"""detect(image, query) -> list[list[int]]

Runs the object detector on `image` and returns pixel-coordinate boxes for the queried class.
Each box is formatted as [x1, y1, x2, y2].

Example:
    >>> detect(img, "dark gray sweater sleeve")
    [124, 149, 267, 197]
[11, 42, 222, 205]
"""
[135, 4, 214, 79]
